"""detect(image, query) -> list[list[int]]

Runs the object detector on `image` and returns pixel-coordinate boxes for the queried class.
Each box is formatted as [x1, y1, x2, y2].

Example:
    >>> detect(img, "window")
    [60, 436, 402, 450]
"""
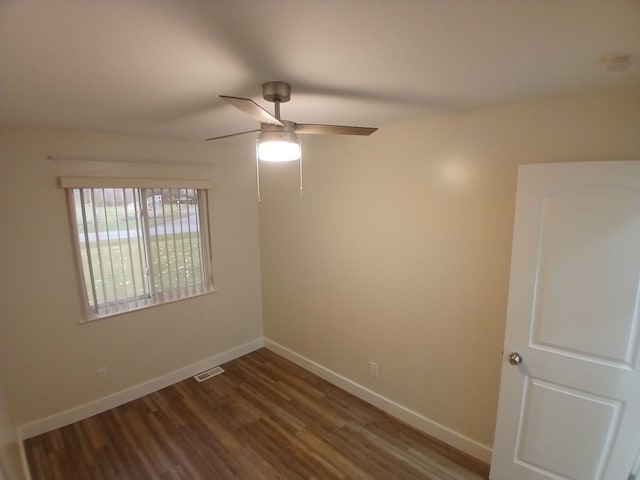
[62, 177, 214, 321]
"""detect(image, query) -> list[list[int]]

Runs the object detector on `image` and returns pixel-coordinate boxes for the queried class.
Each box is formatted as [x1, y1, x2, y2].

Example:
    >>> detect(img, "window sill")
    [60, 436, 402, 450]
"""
[77, 287, 218, 324]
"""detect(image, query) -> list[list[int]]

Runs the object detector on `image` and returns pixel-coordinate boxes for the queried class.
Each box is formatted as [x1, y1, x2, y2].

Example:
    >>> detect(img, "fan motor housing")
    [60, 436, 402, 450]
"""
[263, 81, 291, 103]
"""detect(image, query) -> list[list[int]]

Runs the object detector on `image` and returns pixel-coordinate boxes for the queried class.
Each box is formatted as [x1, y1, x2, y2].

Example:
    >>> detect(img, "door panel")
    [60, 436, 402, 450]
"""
[490, 161, 640, 480]
[516, 378, 622, 479]
[532, 188, 640, 365]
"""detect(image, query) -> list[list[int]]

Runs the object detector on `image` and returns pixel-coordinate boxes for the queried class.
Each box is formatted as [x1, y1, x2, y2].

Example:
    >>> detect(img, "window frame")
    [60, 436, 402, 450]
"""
[61, 177, 216, 322]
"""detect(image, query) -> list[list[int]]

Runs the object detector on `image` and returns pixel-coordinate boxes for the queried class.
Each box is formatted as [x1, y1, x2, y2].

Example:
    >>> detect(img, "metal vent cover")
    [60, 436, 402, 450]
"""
[193, 366, 225, 382]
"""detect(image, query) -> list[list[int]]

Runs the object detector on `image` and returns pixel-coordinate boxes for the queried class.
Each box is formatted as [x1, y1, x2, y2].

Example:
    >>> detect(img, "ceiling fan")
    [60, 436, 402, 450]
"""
[206, 81, 378, 162]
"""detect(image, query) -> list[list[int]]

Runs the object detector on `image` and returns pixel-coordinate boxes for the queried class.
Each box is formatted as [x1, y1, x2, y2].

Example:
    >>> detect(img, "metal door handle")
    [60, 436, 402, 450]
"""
[508, 352, 523, 366]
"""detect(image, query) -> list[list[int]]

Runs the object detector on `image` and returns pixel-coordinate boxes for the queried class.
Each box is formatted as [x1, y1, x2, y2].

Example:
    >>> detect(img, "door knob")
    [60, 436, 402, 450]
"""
[508, 352, 523, 366]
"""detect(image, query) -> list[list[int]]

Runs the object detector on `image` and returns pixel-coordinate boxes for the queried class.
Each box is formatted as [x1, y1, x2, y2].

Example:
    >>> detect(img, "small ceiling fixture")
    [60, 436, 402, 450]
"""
[207, 81, 377, 201]
[599, 53, 632, 72]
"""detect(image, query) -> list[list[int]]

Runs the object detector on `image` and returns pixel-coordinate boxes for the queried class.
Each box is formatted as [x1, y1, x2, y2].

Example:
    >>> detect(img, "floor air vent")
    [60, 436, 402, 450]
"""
[193, 366, 225, 382]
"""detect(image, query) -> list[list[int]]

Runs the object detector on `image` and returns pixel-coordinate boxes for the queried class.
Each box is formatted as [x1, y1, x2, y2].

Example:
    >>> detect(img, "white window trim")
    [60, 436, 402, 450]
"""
[60, 176, 212, 190]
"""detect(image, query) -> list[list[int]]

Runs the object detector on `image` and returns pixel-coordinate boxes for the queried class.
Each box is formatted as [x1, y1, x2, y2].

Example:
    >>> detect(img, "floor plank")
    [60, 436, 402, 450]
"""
[25, 348, 490, 479]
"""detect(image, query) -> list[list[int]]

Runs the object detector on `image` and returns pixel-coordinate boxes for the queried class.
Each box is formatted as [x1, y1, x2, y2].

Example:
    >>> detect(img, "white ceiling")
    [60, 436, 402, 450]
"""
[1, 0, 639, 141]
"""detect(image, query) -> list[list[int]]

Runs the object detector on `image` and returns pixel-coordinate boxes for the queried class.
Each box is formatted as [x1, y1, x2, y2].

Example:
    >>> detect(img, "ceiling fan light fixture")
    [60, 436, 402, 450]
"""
[258, 140, 301, 162]
[257, 129, 301, 162]
[210, 81, 377, 201]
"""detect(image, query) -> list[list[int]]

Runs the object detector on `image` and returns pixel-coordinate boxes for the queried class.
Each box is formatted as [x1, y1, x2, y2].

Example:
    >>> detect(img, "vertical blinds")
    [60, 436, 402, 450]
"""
[64, 181, 213, 320]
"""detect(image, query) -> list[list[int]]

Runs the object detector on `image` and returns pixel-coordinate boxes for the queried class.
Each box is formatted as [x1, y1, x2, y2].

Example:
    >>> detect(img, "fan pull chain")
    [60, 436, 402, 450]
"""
[255, 138, 303, 202]
[255, 140, 262, 203]
[299, 140, 303, 197]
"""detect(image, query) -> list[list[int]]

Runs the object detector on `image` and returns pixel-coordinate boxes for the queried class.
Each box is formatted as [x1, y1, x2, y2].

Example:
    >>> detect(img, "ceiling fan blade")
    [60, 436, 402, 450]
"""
[205, 129, 259, 141]
[295, 124, 378, 136]
[220, 95, 283, 126]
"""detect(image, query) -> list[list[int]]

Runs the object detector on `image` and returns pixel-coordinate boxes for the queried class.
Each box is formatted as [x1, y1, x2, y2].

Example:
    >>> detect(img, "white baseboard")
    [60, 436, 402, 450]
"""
[264, 338, 493, 464]
[18, 337, 492, 467]
[18, 338, 264, 440]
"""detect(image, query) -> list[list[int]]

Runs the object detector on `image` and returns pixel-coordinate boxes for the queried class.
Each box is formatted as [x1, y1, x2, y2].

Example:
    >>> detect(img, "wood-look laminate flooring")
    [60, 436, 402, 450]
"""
[25, 348, 490, 479]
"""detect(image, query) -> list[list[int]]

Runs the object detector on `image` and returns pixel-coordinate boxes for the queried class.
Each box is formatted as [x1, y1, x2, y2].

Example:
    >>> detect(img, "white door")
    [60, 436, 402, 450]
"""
[491, 161, 640, 480]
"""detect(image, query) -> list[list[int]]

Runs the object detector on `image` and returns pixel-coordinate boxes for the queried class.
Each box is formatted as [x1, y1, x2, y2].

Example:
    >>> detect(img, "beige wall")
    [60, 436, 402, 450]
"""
[259, 87, 640, 448]
[0, 128, 263, 440]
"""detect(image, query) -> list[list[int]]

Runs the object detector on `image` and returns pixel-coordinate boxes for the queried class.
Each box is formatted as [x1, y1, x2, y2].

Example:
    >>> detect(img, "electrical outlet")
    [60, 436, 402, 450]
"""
[96, 367, 108, 384]
[369, 361, 379, 377]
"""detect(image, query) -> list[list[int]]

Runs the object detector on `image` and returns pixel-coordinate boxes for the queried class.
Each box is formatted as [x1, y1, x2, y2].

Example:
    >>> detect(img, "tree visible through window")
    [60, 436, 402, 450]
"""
[66, 185, 213, 320]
